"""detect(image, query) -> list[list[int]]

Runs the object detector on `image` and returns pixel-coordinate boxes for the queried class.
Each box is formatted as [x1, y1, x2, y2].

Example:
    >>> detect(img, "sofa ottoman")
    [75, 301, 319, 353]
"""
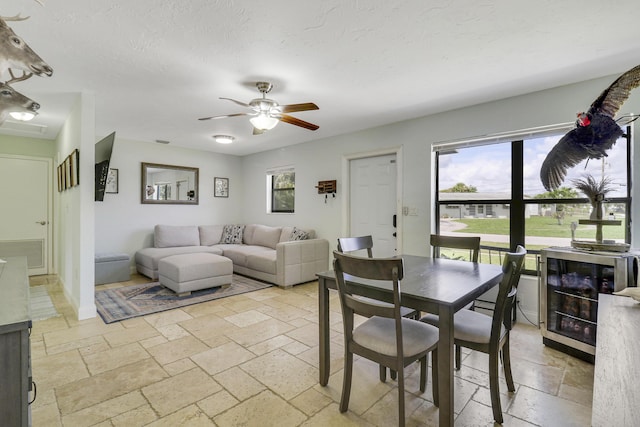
[95, 252, 131, 285]
[158, 253, 233, 296]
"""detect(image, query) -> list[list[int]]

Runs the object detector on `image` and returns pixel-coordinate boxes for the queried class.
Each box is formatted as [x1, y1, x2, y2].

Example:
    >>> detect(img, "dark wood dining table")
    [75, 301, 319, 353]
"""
[317, 254, 504, 427]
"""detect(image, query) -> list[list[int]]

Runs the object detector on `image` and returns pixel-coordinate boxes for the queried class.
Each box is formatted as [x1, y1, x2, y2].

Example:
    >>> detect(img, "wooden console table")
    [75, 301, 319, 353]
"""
[592, 294, 640, 426]
[0, 257, 33, 426]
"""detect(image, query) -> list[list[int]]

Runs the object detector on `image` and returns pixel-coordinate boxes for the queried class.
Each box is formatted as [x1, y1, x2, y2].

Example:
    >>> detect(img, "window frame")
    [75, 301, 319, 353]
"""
[268, 168, 295, 214]
[434, 126, 632, 274]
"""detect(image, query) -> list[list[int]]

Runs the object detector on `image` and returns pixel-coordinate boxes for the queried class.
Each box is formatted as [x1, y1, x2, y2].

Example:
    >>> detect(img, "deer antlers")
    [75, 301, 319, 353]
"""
[0, 14, 31, 22]
[6, 69, 33, 84]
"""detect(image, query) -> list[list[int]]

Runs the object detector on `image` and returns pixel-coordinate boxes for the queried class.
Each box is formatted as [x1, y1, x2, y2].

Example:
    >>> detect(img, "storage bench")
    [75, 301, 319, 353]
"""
[95, 252, 131, 285]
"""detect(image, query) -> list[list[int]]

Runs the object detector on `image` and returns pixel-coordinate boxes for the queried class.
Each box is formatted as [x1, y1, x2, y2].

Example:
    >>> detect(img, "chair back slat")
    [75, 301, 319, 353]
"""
[430, 234, 480, 262]
[491, 245, 526, 334]
[337, 235, 374, 258]
[333, 251, 404, 319]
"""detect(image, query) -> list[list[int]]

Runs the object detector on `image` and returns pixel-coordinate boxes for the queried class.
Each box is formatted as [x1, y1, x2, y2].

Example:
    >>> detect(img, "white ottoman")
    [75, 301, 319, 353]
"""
[158, 253, 233, 296]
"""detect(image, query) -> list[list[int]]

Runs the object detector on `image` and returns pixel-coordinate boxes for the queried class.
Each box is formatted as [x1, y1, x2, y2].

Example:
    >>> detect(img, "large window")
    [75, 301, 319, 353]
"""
[435, 126, 632, 273]
[268, 169, 295, 213]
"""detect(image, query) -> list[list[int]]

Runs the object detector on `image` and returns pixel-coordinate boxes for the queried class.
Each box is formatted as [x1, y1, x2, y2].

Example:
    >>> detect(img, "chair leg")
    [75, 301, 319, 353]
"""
[502, 337, 515, 392]
[455, 344, 462, 370]
[340, 351, 354, 413]
[379, 364, 387, 382]
[397, 366, 405, 427]
[431, 349, 439, 407]
[488, 348, 504, 424]
[419, 356, 427, 393]
[390, 369, 397, 380]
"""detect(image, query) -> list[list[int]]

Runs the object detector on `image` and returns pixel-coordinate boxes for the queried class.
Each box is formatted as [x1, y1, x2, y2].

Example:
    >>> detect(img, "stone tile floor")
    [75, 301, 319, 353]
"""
[29, 274, 594, 426]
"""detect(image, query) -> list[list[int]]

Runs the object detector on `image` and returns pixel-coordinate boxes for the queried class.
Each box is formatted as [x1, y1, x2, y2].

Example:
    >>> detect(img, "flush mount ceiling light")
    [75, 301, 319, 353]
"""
[213, 135, 235, 144]
[9, 111, 36, 121]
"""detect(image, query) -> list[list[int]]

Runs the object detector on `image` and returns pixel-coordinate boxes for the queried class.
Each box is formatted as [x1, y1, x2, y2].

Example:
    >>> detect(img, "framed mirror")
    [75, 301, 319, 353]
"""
[141, 162, 199, 204]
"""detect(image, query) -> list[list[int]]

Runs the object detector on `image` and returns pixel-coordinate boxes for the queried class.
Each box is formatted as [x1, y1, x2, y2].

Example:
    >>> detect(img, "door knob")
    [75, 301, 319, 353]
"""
[36, 221, 47, 225]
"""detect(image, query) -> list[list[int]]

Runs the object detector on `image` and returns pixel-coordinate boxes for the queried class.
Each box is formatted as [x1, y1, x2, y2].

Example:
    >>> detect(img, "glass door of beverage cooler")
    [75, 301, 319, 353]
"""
[544, 257, 614, 351]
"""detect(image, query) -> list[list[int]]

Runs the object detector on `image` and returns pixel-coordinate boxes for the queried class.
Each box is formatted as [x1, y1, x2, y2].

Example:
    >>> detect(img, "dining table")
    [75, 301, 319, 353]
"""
[317, 254, 504, 427]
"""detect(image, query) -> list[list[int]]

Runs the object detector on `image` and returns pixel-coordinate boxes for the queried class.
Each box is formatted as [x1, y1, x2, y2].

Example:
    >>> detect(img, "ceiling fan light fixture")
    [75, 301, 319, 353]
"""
[249, 114, 279, 131]
[213, 134, 235, 144]
[9, 111, 36, 121]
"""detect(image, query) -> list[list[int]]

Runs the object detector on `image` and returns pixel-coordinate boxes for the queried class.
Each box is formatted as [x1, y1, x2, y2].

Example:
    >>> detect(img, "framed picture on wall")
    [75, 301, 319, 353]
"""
[64, 157, 71, 189]
[214, 177, 229, 197]
[68, 153, 76, 187]
[73, 149, 80, 186]
[57, 165, 62, 192]
[105, 168, 118, 194]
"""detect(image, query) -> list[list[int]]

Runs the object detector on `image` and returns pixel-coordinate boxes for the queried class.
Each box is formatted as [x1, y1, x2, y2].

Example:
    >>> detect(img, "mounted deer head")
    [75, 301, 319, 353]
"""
[0, 81, 40, 124]
[0, 14, 53, 82]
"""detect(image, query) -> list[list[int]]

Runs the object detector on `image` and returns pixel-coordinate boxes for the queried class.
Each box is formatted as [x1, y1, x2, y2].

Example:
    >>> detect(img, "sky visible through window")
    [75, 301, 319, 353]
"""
[439, 135, 628, 198]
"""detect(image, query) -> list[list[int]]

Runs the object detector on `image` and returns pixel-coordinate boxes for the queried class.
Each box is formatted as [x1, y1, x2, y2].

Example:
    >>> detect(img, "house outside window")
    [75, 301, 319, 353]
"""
[268, 167, 295, 213]
[434, 126, 632, 273]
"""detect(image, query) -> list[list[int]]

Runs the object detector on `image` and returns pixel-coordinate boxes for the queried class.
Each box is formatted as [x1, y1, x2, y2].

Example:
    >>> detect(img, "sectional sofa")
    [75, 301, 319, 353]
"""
[135, 224, 329, 288]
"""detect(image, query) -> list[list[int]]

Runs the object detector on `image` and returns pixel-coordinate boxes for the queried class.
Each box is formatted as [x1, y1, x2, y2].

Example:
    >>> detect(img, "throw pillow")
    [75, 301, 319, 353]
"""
[290, 227, 309, 241]
[219, 224, 245, 244]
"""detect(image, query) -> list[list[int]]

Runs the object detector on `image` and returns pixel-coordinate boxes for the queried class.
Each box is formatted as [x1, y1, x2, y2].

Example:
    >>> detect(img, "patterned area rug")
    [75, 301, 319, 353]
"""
[30, 285, 61, 321]
[96, 274, 272, 324]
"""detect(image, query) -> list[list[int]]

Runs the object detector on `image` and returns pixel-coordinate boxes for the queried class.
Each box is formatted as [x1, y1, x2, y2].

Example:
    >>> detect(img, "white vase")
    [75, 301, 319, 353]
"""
[590, 201, 604, 220]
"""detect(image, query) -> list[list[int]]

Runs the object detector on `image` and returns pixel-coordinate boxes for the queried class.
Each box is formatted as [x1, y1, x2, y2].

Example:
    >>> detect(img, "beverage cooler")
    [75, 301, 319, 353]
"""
[540, 247, 638, 362]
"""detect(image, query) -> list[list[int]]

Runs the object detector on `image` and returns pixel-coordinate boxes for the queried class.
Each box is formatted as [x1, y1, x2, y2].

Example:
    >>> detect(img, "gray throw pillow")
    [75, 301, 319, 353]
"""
[290, 227, 309, 241]
[220, 224, 245, 244]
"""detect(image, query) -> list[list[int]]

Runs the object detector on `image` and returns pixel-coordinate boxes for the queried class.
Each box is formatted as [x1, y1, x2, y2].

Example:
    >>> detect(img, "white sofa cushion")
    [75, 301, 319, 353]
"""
[247, 251, 277, 275]
[222, 245, 273, 268]
[199, 225, 224, 246]
[250, 224, 282, 249]
[155, 225, 200, 248]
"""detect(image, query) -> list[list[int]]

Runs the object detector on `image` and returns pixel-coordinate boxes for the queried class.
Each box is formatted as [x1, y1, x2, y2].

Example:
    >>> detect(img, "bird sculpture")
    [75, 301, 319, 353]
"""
[540, 64, 640, 191]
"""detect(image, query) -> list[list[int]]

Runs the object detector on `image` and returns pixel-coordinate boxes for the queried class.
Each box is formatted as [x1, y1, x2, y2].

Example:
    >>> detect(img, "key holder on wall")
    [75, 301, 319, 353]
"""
[316, 180, 336, 203]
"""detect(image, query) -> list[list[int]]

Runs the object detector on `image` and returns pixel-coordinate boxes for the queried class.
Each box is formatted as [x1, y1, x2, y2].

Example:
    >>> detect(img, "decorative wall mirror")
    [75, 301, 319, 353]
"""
[141, 162, 199, 205]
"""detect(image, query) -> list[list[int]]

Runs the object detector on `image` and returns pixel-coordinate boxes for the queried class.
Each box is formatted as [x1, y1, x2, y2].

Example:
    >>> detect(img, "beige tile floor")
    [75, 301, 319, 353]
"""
[29, 274, 594, 426]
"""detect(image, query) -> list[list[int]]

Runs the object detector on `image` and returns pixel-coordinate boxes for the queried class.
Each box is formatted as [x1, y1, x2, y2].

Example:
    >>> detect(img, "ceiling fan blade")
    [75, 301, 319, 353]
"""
[279, 102, 319, 113]
[220, 97, 252, 108]
[279, 114, 319, 131]
[198, 112, 251, 121]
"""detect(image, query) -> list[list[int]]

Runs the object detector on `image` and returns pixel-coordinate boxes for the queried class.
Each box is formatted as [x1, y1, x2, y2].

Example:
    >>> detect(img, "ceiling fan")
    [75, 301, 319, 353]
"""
[198, 82, 319, 135]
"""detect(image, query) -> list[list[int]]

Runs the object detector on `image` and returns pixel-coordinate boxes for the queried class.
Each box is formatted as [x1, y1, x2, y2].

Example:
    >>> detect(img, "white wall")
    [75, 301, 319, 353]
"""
[55, 91, 96, 320]
[94, 138, 244, 263]
[240, 73, 640, 324]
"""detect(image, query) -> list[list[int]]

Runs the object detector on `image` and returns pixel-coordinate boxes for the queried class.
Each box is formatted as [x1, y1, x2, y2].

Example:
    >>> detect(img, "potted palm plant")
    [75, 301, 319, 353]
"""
[571, 174, 615, 220]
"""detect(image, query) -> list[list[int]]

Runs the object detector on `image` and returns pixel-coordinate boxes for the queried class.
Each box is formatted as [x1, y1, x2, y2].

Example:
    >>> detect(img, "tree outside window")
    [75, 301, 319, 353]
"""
[271, 171, 295, 213]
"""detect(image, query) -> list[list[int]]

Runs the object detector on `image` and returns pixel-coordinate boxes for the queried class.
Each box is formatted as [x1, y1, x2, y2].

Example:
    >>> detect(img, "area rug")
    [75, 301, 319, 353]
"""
[30, 285, 61, 321]
[96, 274, 272, 324]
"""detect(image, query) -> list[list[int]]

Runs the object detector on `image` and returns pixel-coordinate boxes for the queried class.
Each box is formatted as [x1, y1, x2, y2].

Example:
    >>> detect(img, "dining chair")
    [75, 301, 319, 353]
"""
[430, 234, 481, 368]
[338, 235, 420, 382]
[332, 250, 439, 427]
[338, 236, 420, 322]
[420, 245, 527, 424]
[430, 234, 481, 262]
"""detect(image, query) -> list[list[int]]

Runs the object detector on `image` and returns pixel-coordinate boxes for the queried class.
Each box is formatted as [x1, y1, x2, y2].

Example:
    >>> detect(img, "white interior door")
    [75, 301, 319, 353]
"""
[349, 154, 397, 257]
[0, 155, 51, 275]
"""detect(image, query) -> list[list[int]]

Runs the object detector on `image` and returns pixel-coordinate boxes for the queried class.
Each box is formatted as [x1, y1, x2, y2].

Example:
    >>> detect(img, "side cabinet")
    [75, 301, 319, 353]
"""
[0, 257, 33, 426]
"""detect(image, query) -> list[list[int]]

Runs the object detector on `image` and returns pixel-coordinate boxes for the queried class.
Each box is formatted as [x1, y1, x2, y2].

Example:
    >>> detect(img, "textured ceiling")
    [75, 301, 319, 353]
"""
[1, 0, 639, 156]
